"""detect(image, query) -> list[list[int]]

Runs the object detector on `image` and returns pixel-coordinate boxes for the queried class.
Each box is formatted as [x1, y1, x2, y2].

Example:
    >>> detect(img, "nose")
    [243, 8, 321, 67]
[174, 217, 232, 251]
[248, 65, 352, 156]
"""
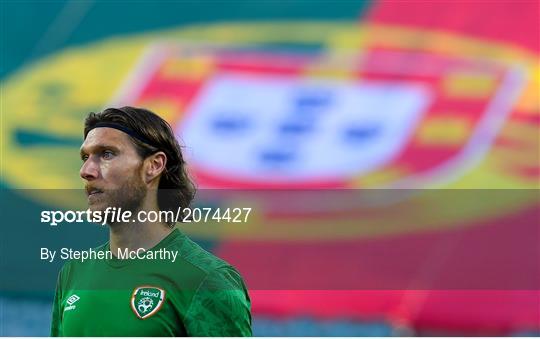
[80, 156, 99, 181]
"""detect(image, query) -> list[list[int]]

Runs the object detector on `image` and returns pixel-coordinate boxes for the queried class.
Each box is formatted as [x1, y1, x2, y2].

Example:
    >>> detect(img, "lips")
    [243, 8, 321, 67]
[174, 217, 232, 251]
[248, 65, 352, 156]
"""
[86, 187, 104, 197]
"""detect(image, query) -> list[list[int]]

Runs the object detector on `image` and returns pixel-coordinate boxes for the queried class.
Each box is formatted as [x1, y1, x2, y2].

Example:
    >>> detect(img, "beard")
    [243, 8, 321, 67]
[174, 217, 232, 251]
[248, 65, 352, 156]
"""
[88, 172, 147, 226]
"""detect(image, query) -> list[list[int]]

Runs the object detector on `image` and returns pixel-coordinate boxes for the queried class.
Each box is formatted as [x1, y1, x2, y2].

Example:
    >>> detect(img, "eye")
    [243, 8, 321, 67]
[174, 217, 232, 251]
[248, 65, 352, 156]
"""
[81, 154, 88, 162]
[102, 150, 114, 160]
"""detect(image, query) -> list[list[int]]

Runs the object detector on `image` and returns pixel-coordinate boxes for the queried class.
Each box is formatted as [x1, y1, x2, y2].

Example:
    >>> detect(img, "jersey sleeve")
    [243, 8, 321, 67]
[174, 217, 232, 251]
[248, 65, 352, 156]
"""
[50, 266, 65, 337]
[184, 266, 252, 336]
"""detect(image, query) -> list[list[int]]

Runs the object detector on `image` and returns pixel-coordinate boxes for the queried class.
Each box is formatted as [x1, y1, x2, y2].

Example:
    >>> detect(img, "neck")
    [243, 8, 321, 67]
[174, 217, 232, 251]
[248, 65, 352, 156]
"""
[108, 198, 173, 254]
[109, 222, 172, 255]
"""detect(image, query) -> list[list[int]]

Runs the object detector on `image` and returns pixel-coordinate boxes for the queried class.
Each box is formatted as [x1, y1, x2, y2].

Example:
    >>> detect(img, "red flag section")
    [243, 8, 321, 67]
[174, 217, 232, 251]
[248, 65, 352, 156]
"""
[367, 0, 540, 53]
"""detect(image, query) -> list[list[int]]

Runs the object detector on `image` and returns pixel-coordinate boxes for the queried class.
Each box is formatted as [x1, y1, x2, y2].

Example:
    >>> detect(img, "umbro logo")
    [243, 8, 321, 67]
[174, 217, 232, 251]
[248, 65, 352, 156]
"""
[64, 294, 80, 311]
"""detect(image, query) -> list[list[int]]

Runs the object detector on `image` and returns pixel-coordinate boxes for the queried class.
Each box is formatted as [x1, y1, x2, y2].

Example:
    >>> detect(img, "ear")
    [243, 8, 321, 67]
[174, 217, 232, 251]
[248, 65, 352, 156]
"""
[143, 151, 167, 184]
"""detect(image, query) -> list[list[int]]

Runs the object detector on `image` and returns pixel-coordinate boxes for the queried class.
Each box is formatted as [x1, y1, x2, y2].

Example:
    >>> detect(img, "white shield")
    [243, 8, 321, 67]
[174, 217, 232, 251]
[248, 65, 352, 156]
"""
[179, 72, 432, 183]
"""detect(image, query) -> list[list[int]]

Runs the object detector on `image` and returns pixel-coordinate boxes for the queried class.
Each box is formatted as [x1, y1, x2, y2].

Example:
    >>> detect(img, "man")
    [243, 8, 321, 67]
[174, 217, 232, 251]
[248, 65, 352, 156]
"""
[50, 106, 252, 336]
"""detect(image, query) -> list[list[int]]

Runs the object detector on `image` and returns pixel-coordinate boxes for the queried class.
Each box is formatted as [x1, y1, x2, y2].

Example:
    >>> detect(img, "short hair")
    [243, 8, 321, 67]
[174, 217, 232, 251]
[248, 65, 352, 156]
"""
[84, 106, 196, 225]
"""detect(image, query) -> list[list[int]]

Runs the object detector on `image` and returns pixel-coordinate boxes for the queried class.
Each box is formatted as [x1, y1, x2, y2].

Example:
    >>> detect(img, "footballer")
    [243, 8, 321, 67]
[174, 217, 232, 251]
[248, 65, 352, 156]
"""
[50, 107, 252, 336]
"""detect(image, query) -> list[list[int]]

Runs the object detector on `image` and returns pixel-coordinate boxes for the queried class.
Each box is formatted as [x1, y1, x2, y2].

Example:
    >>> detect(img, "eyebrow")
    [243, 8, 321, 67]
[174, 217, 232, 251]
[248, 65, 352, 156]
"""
[80, 144, 121, 157]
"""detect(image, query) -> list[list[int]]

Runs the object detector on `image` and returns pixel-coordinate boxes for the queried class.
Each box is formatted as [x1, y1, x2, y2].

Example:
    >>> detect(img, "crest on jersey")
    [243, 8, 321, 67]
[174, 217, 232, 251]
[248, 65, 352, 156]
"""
[130, 286, 166, 319]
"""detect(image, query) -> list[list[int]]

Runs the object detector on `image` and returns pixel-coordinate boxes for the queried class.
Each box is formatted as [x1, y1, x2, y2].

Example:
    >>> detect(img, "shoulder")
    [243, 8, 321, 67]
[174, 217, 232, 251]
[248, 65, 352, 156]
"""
[200, 265, 247, 292]
[183, 262, 252, 336]
[173, 234, 240, 278]
[170, 233, 249, 299]
[182, 239, 250, 312]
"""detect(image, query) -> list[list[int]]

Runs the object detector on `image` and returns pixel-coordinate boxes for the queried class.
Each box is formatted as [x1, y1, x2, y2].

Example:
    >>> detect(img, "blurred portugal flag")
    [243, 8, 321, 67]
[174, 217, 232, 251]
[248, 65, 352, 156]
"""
[1, 0, 538, 335]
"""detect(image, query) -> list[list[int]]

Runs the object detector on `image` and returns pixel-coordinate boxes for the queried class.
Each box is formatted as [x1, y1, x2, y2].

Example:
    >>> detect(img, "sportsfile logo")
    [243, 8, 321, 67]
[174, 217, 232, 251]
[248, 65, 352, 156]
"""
[64, 294, 80, 311]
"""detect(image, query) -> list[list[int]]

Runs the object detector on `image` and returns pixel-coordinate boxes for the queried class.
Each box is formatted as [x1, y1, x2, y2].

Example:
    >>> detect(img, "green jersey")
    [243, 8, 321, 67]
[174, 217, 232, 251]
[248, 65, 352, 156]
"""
[50, 229, 252, 336]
